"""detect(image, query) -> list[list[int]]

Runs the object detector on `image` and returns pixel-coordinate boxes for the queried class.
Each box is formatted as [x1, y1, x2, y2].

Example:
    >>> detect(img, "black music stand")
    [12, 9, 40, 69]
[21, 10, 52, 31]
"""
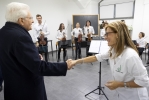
[85, 40, 109, 100]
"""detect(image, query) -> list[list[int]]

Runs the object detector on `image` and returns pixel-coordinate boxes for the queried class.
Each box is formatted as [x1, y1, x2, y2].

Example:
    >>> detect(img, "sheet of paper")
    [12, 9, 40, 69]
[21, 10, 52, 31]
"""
[89, 40, 110, 54]
[89, 40, 101, 53]
[99, 41, 110, 54]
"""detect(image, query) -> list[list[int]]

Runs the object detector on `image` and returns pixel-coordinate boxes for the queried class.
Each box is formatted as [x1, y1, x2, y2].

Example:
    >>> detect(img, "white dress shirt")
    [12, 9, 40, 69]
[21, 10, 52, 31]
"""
[33, 22, 50, 42]
[100, 28, 106, 39]
[136, 38, 146, 48]
[83, 26, 95, 38]
[56, 29, 67, 41]
[71, 28, 83, 37]
[95, 47, 149, 100]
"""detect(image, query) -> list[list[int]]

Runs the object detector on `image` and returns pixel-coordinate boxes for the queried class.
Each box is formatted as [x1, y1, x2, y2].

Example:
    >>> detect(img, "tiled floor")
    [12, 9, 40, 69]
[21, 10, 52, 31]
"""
[0, 48, 149, 100]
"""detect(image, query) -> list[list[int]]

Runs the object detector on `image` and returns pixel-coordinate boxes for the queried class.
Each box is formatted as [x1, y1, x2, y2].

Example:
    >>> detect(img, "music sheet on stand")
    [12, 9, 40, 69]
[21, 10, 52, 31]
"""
[89, 40, 109, 54]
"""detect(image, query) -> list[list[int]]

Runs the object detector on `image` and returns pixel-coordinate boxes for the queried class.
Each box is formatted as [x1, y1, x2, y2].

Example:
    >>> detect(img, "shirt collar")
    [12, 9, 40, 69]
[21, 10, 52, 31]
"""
[110, 46, 127, 59]
[37, 22, 44, 26]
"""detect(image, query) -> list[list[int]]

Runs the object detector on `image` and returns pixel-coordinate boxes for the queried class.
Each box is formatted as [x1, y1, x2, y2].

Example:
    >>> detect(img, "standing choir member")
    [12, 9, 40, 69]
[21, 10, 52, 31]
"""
[70, 21, 149, 100]
[100, 22, 108, 39]
[56, 23, 67, 62]
[84, 20, 95, 56]
[83, 20, 95, 41]
[71, 22, 83, 59]
[136, 32, 147, 57]
[34, 14, 50, 62]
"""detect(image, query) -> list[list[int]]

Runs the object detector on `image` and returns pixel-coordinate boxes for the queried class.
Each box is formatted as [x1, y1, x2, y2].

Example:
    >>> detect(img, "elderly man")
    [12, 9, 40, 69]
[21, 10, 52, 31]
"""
[0, 2, 74, 100]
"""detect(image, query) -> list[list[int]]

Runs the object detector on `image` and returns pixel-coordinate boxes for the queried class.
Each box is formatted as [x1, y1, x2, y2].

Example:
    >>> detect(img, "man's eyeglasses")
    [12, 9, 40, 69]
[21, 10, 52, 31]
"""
[24, 17, 33, 19]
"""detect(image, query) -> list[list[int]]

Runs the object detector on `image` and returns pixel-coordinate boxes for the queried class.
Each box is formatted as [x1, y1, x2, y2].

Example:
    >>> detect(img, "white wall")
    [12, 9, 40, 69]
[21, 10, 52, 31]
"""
[65, 1, 98, 26]
[0, 0, 99, 51]
[142, 0, 149, 42]
[0, 0, 69, 51]
[132, 0, 149, 42]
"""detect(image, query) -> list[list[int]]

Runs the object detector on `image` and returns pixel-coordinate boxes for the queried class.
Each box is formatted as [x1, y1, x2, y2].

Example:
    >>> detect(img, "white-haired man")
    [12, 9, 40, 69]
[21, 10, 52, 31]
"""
[0, 2, 74, 100]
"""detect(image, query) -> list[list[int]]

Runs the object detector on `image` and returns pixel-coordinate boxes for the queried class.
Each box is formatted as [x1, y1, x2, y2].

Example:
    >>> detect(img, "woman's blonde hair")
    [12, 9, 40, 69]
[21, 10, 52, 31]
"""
[105, 21, 138, 58]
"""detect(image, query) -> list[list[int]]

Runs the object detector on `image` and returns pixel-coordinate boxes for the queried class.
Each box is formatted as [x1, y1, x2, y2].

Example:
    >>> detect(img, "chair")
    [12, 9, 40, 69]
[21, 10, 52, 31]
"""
[38, 37, 49, 62]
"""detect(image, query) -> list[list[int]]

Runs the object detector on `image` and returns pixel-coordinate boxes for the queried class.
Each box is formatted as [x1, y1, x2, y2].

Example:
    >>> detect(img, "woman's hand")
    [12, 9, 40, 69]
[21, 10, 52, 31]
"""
[105, 80, 123, 90]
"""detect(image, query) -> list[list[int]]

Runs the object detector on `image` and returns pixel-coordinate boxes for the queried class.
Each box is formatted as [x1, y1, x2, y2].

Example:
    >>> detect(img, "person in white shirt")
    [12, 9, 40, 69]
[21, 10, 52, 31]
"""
[70, 21, 149, 100]
[33, 14, 50, 62]
[56, 23, 67, 62]
[136, 32, 147, 56]
[71, 22, 83, 59]
[100, 22, 108, 39]
[83, 20, 95, 41]
[84, 20, 95, 56]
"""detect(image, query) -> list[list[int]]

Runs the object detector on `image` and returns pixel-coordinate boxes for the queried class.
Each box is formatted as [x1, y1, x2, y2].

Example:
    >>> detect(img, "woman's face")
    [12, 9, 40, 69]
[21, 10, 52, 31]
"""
[61, 24, 64, 29]
[139, 33, 142, 38]
[87, 21, 90, 26]
[76, 23, 80, 28]
[105, 27, 117, 47]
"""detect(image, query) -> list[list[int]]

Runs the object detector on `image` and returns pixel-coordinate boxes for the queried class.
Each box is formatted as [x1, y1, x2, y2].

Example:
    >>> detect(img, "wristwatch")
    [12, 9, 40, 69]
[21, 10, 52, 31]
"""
[124, 82, 128, 88]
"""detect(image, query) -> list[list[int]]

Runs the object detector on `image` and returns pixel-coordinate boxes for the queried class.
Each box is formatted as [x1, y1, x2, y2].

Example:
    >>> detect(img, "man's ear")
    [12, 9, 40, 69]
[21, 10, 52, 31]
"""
[17, 18, 24, 26]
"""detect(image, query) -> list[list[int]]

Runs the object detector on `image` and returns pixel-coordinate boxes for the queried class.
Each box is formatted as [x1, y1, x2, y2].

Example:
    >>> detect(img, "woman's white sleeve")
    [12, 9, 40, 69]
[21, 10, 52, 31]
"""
[126, 56, 149, 87]
[56, 31, 59, 39]
[95, 52, 109, 62]
[71, 29, 74, 36]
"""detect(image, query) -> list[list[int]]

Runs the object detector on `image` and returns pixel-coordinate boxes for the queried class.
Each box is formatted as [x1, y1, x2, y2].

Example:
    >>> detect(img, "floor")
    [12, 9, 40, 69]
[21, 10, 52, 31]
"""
[0, 48, 149, 100]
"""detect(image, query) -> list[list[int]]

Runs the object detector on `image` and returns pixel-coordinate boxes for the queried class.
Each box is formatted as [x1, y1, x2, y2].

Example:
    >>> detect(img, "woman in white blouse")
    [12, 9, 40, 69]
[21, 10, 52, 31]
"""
[84, 20, 95, 56]
[70, 21, 149, 100]
[56, 23, 67, 62]
[100, 22, 108, 39]
[84, 20, 95, 41]
[136, 32, 147, 56]
[71, 22, 83, 59]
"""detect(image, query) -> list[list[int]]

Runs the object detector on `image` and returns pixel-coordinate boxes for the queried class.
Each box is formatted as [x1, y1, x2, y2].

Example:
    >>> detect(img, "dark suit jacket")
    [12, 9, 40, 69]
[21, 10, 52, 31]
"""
[0, 22, 67, 100]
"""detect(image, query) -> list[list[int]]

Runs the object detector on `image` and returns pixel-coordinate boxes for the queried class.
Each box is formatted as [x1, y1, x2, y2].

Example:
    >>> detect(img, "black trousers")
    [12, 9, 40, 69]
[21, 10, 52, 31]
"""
[58, 42, 66, 60]
[38, 37, 48, 62]
[74, 38, 81, 58]
[137, 47, 144, 56]
[85, 37, 92, 56]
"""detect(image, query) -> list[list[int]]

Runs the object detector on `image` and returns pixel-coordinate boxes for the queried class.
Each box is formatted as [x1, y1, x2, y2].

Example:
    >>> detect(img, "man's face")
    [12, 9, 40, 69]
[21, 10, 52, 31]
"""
[36, 16, 42, 23]
[18, 11, 34, 31]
